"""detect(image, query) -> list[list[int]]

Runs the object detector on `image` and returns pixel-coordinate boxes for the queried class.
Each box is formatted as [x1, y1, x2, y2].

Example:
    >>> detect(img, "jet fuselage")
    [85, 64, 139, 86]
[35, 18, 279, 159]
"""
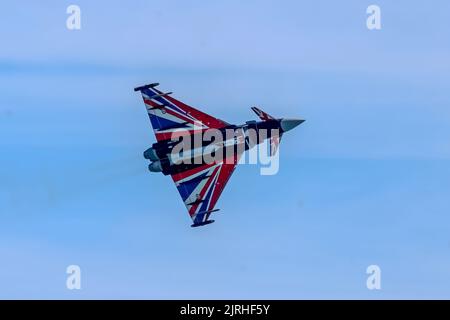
[144, 118, 303, 175]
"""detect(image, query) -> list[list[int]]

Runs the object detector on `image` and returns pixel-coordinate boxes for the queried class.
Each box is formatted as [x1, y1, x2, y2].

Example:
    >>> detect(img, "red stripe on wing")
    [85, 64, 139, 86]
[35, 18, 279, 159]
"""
[152, 88, 227, 129]
[188, 165, 220, 216]
[207, 152, 242, 211]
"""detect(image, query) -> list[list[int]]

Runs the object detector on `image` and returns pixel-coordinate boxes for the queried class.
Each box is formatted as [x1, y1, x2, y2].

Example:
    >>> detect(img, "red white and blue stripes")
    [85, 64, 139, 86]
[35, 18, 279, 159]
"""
[140, 87, 227, 141]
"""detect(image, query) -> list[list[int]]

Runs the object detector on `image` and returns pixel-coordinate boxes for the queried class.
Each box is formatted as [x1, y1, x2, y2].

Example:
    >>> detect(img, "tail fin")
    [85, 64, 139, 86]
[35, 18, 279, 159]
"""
[251, 106, 276, 121]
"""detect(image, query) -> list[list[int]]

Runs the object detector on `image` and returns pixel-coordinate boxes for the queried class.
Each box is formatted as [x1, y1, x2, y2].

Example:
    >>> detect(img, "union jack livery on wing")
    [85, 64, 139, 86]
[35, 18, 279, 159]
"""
[134, 83, 304, 227]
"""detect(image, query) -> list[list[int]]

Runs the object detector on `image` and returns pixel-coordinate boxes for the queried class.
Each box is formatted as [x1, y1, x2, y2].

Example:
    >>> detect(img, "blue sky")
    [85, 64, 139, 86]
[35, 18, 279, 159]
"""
[1, 0, 450, 298]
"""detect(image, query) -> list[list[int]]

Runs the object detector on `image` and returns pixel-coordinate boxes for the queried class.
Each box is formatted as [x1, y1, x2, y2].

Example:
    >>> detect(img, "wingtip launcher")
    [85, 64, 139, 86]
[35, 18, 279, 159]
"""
[134, 83, 160, 92]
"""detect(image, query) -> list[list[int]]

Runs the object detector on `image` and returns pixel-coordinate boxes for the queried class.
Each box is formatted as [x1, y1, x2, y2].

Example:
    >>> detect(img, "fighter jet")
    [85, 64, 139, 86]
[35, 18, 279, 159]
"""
[134, 83, 304, 227]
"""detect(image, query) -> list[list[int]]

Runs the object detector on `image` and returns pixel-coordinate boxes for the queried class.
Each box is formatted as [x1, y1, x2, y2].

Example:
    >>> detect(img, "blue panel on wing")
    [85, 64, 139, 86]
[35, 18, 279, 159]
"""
[193, 212, 205, 224]
[177, 171, 209, 201]
[151, 116, 182, 131]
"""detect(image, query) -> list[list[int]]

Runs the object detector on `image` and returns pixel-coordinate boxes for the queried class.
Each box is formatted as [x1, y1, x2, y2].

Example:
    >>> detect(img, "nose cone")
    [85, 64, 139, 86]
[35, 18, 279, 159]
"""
[280, 118, 305, 132]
